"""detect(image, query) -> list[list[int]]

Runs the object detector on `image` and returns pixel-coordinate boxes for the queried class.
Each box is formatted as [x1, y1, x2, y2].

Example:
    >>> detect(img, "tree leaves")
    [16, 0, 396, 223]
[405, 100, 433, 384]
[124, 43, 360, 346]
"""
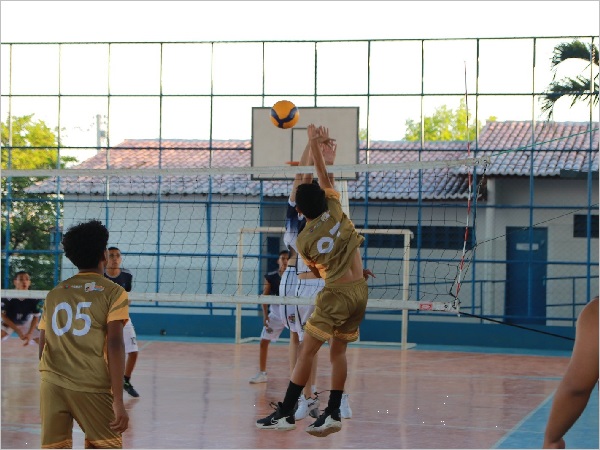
[542, 39, 599, 120]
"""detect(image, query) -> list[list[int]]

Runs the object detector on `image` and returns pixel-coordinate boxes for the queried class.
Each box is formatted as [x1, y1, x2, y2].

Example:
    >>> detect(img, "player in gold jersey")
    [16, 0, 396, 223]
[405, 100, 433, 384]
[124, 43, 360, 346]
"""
[38, 220, 130, 448]
[256, 125, 374, 436]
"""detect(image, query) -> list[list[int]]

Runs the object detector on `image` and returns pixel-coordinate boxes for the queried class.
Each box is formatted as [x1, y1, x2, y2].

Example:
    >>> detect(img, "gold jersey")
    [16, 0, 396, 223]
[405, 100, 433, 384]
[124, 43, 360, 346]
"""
[38, 272, 129, 393]
[296, 188, 364, 285]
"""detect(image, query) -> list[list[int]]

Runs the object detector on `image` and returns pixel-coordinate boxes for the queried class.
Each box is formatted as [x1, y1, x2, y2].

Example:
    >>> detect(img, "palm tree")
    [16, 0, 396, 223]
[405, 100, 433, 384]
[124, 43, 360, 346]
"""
[540, 39, 599, 120]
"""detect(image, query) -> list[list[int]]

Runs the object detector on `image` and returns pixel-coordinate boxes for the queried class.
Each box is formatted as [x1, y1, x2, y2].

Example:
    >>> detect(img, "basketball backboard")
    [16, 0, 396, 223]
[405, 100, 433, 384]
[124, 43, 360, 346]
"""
[251, 106, 359, 180]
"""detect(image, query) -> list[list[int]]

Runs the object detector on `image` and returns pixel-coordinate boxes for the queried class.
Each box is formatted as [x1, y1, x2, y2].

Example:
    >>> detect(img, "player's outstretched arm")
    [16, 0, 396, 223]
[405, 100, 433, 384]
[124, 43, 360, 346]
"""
[307, 124, 334, 191]
[543, 297, 599, 449]
[290, 142, 314, 202]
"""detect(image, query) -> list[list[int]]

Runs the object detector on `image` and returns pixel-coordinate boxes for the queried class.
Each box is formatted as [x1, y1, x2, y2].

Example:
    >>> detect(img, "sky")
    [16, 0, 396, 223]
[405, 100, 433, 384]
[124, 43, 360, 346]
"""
[1, 1, 598, 42]
[1, 1, 598, 161]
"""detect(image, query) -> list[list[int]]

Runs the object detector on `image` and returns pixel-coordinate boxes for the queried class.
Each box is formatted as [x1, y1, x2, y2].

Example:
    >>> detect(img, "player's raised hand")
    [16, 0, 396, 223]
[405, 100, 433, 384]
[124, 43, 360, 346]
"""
[317, 126, 336, 147]
[322, 141, 337, 165]
[307, 124, 319, 141]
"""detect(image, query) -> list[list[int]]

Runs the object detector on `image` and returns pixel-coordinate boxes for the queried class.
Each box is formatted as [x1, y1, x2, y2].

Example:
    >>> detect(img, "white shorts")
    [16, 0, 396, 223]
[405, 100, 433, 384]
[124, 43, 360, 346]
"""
[280, 277, 325, 341]
[123, 320, 138, 353]
[1, 317, 40, 341]
[279, 266, 299, 297]
[259, 304, 286, 342]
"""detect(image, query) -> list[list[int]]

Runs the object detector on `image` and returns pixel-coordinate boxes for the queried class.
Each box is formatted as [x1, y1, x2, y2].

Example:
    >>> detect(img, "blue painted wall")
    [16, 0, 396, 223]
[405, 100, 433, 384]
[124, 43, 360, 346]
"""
[130, 311, 575, 351]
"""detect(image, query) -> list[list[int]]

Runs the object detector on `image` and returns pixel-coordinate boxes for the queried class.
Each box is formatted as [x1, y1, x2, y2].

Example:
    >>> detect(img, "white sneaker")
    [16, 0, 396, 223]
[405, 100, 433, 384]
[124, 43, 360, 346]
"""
[249, 372, 268, 384]
[295, 395, 320, 420]
[340, 393, 352, 419]
[294, 395, 309, 420]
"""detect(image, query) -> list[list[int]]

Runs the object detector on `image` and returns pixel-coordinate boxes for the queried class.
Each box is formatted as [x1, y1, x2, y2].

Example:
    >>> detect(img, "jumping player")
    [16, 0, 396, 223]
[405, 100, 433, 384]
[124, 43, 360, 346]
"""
[256, 125, 373, 436]
[281, 143, 323, 421]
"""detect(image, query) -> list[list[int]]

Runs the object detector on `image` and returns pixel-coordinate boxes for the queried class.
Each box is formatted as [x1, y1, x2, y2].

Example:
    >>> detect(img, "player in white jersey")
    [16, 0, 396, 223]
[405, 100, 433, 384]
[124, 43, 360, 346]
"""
[281, 193, 323, 420]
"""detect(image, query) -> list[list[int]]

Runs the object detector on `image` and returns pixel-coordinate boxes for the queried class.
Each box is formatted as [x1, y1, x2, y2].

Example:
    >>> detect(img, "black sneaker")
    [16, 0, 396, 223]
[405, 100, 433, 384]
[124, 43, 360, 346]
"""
[256, 402, 296, 430]
[123, 380, 140, 398]
[305, 407, 342, 437]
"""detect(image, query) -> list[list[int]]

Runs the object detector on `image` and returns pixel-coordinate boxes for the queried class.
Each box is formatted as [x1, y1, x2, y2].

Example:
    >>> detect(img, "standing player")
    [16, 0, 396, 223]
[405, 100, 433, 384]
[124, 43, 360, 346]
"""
[104, 246, 140, 398]
[1, 271, 44, 346]
[38, 220, 129, 448]
[249, 249, 289, 383]
[256, 125, 373, 436]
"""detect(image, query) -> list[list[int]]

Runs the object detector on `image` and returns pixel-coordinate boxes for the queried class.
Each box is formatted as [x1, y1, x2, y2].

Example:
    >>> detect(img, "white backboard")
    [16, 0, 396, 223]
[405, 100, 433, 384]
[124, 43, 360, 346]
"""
[251, 106, 359, 180]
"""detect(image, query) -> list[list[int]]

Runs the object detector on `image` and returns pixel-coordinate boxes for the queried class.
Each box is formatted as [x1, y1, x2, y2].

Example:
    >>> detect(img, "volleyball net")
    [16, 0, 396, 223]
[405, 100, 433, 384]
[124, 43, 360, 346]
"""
[1, 155, 488, 345]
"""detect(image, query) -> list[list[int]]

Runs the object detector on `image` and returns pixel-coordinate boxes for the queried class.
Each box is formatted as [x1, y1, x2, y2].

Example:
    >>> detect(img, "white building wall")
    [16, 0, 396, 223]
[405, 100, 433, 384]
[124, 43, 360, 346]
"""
[62, 194, 263, 299]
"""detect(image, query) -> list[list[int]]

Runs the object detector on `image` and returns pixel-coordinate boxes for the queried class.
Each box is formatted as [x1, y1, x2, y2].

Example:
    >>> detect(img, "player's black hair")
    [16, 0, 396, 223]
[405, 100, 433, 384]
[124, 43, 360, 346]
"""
[108, 246, 120, 252]
[14, 270, 30, 279]
[279, 249, 289, 257]
[62, 220, 109, 269]
[295, 183, 328, 220]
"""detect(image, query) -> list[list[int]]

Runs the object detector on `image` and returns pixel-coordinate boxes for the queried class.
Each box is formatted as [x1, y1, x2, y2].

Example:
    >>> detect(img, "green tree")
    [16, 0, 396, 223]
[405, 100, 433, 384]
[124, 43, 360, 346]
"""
[1, 114, 75, 289]
[404, 99, 496, 142]
[541, 39, 599, 120]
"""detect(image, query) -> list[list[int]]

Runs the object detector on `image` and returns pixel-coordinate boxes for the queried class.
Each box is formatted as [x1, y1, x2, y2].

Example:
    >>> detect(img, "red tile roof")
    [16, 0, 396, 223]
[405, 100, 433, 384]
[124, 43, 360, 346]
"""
[31, 121, 598, 200]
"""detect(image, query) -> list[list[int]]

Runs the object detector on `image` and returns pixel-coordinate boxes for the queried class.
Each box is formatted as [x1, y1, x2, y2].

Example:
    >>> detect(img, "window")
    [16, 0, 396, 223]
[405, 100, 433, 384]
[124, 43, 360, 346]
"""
[573, 214, 599, 238]
[365, 225, 474, 250]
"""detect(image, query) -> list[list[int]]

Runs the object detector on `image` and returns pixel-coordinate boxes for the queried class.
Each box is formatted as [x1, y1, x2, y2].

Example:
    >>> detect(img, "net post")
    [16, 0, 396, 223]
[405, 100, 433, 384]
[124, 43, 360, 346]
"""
[235, 230, 244, 344]
[401, 230, 413, 349]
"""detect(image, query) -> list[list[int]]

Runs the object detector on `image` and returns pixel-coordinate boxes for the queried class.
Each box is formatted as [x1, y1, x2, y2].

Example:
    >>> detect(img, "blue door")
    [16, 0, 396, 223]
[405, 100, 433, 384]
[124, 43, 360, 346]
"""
[505, 227, 548, 324]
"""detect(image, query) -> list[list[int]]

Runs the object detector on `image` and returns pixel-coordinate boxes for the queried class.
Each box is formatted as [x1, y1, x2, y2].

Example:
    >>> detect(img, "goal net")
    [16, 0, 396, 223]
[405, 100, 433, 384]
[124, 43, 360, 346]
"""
[1, 155, 487, 346]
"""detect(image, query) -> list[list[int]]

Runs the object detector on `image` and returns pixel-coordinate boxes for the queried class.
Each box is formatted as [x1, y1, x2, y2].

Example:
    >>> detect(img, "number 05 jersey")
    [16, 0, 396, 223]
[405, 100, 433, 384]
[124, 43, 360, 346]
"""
[38, 272, 130, 393]
[296, 188, 364, 285]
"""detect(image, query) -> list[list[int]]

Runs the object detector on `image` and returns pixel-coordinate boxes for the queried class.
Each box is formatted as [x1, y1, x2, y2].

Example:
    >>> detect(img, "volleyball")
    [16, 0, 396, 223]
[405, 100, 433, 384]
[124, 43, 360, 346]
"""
[270, 100, 299, 129]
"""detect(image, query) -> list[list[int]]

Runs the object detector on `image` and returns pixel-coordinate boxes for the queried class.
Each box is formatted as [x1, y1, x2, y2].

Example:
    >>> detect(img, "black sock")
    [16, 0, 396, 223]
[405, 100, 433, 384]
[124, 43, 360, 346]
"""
[281, 381, 304, 414]
[328, 390, 343, 411]
[124, 376, 130, 383]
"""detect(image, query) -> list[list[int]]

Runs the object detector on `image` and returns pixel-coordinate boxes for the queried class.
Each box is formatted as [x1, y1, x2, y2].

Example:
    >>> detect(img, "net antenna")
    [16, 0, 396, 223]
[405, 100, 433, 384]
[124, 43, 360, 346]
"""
[450, 62, 474, 312]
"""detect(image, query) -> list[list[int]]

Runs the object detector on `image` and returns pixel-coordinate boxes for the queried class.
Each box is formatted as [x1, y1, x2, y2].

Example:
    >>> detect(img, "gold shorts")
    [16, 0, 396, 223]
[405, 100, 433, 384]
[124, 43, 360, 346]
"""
[304, 278, 368, 342]
[40, 379, 122, 449]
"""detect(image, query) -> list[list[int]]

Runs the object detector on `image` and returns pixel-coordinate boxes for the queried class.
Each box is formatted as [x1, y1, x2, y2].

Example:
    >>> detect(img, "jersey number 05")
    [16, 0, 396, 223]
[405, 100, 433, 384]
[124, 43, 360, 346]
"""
[51, 302, 93, 337]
